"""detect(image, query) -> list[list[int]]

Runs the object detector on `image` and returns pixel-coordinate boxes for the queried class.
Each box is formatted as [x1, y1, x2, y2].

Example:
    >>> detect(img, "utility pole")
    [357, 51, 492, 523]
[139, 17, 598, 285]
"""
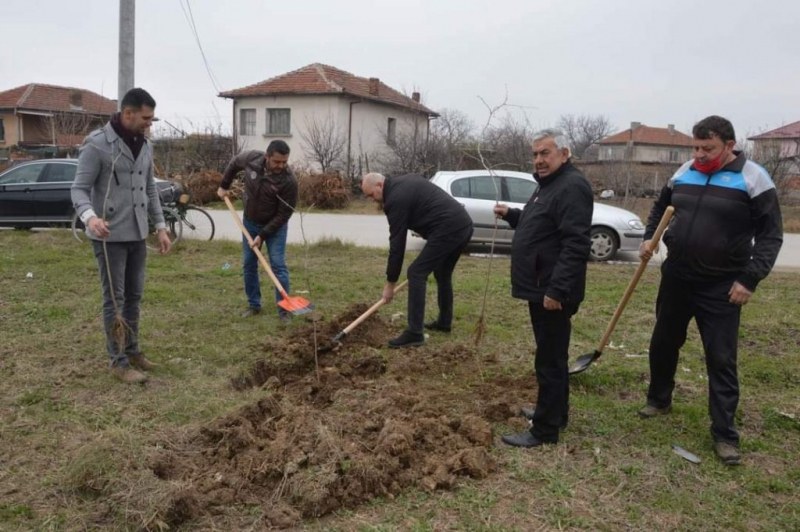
[118, 0, 135, 109]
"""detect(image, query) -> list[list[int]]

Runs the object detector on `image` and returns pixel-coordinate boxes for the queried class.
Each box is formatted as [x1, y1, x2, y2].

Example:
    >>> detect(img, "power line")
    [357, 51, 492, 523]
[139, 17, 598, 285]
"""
[178, 0, 222, 94]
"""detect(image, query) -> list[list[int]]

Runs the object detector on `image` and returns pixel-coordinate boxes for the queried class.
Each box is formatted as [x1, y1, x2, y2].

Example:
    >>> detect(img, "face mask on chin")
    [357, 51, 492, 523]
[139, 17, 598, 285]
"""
[694, 148, 729, 175]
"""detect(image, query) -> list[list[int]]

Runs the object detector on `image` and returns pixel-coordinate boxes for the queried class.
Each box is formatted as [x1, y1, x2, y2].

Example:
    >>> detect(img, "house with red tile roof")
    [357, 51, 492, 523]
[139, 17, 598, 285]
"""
[748, 120, 800, 168]
[597, 122, 694, 163]
[0, 84, 116, 153]
[219, 63, 438, 173]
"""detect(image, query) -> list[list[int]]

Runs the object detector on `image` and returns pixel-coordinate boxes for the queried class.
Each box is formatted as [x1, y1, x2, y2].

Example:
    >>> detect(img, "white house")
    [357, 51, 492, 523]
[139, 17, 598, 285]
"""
[218, 63, 438, 173]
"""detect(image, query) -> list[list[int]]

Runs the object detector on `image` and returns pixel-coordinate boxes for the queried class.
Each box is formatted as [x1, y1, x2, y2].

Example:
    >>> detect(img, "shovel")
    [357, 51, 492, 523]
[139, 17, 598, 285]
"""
[569, 206, 675, 375]
[319, 280, 409, 352]
[223, 196, 313, 315]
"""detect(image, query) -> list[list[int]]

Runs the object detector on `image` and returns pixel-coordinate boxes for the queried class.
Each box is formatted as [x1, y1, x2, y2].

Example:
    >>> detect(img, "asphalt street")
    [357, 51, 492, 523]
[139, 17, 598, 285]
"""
[205, 210, 800, 270]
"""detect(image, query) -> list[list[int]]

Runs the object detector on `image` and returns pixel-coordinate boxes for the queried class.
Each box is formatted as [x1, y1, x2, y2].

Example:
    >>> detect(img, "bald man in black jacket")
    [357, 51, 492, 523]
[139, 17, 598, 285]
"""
[361, 172, 473, 348]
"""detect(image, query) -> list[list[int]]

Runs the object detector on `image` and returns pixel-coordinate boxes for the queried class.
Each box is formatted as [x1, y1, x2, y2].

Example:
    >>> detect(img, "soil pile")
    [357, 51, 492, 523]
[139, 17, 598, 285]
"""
[149, 306, 534, 529]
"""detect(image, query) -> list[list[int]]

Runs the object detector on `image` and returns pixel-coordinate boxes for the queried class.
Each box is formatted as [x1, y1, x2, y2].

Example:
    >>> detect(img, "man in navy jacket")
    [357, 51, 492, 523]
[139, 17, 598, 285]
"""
[495, 129, 593, 447]
[637, 115, 783, 465]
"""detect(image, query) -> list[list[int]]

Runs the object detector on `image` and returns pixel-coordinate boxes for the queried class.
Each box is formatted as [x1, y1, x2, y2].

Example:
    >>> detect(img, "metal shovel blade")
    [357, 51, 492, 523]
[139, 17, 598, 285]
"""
[569, 350, 601, 375]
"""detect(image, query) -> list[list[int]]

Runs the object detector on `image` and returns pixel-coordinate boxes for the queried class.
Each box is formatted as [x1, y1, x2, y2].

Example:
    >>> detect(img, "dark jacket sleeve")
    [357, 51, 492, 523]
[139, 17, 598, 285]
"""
[504, 208, 522, 229]
[643, 185, 673, 240]
[260, 176, 298, 239]
[220, 152, 249, 189]
[738, 189, 783, 291]
[384, 203, 410, 283]
[546, 181, 593, 302]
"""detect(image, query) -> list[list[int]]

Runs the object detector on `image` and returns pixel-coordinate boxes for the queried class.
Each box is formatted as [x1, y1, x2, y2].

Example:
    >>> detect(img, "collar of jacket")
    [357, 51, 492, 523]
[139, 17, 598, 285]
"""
[534, 159, 574, 186]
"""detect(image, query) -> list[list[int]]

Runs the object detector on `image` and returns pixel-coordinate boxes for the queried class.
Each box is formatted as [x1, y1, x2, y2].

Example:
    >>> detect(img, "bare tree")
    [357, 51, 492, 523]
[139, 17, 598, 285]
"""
[375, 116, 430, 175]
[299, 114, 347, 173]
[480, 113, 534, 171]
[746, 137, 800, 200]
[557, 114, 613, 159]
[426, 108, 475, 171]
[50, 112, 101, 154]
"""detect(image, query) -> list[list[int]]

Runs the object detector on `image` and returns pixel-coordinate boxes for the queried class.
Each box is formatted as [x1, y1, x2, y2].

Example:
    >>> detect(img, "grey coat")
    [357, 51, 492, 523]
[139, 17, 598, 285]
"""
[71, 122, 165, 242]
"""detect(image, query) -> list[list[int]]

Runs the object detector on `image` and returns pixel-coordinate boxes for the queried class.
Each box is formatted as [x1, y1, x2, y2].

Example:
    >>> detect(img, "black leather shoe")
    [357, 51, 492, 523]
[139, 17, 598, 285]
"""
[501, 431, 555, 448]
[241, 307, 261, 318]
[424, 320, 451, 333]
[520, 406, 568, 429]
[388, 331, 425, 348]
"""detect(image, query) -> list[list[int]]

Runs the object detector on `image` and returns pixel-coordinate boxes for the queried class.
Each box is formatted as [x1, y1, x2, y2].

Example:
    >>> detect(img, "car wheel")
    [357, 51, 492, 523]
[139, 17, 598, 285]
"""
[590, 226, 618, 261]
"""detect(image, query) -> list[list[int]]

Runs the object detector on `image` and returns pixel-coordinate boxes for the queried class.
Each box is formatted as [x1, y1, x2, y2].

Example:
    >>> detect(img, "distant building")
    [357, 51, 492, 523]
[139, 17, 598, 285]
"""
[597, 122, 694, 163]
[219, 63, 438, 173]
[0, 84, 116, 155]
[748, 120, 800, 174]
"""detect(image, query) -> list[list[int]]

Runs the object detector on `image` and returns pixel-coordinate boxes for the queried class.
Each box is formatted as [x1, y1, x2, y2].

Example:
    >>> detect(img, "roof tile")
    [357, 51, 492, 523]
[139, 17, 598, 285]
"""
[219, 63, 437, 116]
[599, 124, 694, 147]
[0, 83, 116, 115]
[748, 120, 800, 140]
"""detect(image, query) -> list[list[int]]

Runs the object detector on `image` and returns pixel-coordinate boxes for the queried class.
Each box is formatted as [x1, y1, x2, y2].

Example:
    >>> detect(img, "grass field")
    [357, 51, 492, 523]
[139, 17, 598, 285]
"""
[0, 230, 798, 530]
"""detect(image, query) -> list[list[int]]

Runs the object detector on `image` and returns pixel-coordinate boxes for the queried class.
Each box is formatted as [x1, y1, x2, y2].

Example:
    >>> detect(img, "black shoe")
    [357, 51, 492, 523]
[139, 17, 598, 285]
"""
[520, 406, 568, 429]
[501, 431, 555, 448]
[388, 331, 425, 348]
[241, 307, 261, 318]
[424, 320, 451, 333]
[277, 309, 291, 323]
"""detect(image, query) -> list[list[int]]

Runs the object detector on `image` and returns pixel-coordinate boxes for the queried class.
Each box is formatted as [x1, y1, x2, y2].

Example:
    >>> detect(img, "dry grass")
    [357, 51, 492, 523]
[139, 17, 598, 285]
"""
[0, 230, 798, 530]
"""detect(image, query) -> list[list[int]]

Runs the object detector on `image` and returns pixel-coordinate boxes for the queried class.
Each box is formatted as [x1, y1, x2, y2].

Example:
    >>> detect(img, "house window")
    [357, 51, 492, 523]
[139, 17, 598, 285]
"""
[267, 108, 291, 135]
[239, 109, 256, 136]
[669, 150, 680, 162]
[387, 117, 397, 145]
[0, 118, 5, 142]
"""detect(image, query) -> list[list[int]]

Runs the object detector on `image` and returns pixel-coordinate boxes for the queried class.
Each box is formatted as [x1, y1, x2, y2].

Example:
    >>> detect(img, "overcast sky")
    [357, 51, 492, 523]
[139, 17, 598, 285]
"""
[3, 0, 798, 140]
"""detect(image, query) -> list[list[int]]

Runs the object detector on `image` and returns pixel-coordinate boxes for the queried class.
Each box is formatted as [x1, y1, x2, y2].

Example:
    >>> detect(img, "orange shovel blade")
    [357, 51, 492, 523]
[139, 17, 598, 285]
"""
[278, 296, 314, 315]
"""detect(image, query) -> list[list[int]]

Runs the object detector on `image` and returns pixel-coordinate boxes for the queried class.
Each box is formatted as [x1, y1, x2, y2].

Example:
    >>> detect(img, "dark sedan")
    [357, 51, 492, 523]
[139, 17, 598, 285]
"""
[0, 159, 173, 229]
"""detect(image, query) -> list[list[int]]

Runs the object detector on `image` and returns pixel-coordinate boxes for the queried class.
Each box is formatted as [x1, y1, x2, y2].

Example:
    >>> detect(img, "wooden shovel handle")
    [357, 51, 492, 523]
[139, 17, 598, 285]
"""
[596, 206, 675, 352]
[342, 280, 409, 335]
[223, 196, 288, 298]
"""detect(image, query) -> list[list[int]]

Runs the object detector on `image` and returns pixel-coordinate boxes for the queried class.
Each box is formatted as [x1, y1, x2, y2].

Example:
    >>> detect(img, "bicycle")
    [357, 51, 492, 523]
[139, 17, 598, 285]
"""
[167, 188, 215, 241]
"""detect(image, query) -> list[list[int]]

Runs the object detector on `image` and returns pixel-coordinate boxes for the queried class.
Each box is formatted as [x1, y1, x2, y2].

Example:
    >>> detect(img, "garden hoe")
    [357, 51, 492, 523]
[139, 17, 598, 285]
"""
[569, 206, 675, 375]
[224, 196, 314, 315]
[319, 280, 408, 353]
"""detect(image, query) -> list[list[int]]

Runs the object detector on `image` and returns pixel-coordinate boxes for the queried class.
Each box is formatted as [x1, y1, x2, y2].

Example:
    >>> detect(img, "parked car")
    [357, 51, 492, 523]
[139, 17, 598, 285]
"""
[0, 159, 175, 229]
[429, 170, 645, 261]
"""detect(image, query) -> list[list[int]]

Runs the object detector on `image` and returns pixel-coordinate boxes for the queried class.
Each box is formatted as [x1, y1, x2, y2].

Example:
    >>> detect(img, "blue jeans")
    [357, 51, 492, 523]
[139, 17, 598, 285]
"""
[91, 240, 147, 368]
[242, 217, 290, 312]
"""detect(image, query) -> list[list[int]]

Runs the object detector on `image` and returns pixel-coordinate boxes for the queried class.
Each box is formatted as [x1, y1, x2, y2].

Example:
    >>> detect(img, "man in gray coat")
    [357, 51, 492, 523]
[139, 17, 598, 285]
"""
[71, 88, 171, 384]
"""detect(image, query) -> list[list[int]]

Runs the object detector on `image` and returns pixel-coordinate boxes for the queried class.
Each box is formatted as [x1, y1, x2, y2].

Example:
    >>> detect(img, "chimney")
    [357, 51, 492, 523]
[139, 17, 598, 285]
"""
[69, 90, 84, 110]
[668, 124, 675, 135]
[630, 121, 642, 130]
[368, 77, 379, 96]
[411, 91, 420, 102]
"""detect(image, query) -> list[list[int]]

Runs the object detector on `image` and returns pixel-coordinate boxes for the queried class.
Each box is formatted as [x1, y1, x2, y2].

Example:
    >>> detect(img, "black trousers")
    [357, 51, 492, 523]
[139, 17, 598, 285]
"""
[406, 225, 473, 334]
[646, 270, 742, 444]
[528, 300, 578, 442]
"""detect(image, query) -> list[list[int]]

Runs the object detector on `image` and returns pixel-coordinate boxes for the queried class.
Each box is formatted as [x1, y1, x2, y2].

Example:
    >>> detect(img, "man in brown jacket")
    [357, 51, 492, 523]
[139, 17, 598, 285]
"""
[217, 140, 298, 319]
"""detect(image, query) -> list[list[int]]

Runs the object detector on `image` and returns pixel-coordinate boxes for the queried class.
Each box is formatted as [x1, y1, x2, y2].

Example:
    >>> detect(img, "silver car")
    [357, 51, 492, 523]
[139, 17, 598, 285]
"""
[430, 169, 645, 261]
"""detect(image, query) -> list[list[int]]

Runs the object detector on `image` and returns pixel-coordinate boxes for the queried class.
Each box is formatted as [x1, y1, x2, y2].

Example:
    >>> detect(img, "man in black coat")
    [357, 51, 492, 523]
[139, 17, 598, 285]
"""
[494, 129, 593, 447]
[361, 172, 473, 348]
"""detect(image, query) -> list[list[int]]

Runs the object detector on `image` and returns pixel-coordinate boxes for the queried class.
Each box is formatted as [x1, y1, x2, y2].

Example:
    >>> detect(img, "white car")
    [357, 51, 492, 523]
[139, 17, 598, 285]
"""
[429, 169, 645, 261]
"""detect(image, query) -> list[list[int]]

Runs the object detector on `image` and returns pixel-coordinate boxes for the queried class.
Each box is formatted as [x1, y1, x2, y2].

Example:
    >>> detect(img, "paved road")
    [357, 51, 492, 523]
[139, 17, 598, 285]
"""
[206, 209, 800, 269]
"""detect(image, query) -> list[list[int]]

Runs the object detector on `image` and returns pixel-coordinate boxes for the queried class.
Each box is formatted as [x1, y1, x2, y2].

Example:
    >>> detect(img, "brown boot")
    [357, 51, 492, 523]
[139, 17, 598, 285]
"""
[129, 353, 157, 371]
[111, 366, 148, 384]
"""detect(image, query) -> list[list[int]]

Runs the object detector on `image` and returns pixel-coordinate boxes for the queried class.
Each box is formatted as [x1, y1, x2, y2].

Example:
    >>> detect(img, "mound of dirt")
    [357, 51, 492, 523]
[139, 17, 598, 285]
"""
[148, 305, 535, 529]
